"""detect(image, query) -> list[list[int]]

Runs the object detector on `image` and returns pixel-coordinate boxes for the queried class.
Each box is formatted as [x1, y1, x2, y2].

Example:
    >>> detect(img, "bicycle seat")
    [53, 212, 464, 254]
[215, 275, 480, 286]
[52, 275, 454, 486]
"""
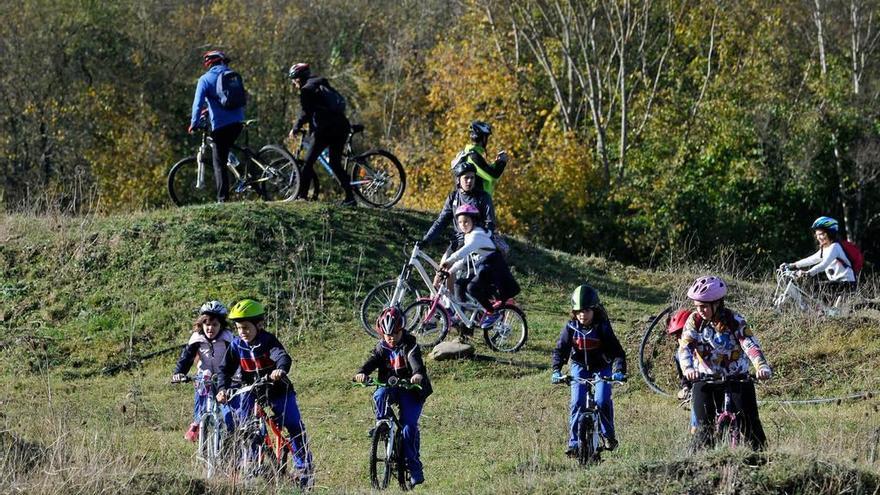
[351, 124, 365, 134]
[243, 119, 259, 128]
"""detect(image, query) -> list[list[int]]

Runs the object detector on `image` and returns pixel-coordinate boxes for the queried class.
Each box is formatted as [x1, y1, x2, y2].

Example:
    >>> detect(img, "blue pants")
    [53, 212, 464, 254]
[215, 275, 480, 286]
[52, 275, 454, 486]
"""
[569, 362, 615, 448]
[235, 388, 313, 472]
[374, 387, 425, 483]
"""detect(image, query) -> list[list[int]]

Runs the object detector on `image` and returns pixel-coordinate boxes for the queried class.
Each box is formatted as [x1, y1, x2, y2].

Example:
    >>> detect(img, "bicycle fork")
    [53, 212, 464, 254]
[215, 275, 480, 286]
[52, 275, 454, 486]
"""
[196, 143, 209, 189]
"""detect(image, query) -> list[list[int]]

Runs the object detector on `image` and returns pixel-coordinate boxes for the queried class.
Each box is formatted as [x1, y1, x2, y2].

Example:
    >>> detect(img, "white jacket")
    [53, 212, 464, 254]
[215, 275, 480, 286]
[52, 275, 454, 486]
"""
[445, 227, 496, 277]
[793, 243, 855, 282]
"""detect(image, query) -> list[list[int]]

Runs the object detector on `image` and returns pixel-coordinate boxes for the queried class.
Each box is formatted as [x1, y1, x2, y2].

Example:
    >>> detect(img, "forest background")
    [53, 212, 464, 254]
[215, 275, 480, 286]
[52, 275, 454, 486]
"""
[2, 0, 879, 269]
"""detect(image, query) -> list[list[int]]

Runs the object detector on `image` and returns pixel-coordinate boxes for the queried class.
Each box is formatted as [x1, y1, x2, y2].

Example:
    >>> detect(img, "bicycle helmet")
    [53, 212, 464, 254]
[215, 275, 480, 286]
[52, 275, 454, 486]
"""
[454, 203, 481, 219]
[571, 284, 600, 311]
[202, 50, 229, 68]
[453, 160, 477, 178]
[686, 276, 727, 302]
[376, 306, 405, 336]
[667, 309, 691, 335]
[288, 62, 311, 80]
[200, 300, 229, 319]
[228, 299, 265, 321]
[811, 216, 839, 233]
[469, 120, 492, 142]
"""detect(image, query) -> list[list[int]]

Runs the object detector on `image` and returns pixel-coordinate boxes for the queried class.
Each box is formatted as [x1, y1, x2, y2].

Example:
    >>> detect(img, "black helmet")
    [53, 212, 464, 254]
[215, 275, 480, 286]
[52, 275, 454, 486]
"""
[288, 62, 311, 80]
[453, 160, 477, 178]
[469, 120, 492, 142]
[571, 284, 600, 311]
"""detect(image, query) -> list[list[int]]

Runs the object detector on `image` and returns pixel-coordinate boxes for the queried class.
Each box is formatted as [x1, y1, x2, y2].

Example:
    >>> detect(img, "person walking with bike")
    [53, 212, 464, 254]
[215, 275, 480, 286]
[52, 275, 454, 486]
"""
[450, 121, 509, 197]
[354, 307, 432, 488]
[679, 276, 772, 451]
[171, 301, 236, 441]
[288, 62, 356, 206]
[551, 285, 627, 456]
[189, 50, 246, 203]
[215, 299, 314, 486]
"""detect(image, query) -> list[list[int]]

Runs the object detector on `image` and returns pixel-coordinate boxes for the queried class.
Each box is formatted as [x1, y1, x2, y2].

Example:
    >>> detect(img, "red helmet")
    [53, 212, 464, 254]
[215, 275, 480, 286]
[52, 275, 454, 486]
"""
[666, 309, 691, 335]
[288, 62, 311, 80]
[375, 307, 405, 336]
[202, 50, 229, 68]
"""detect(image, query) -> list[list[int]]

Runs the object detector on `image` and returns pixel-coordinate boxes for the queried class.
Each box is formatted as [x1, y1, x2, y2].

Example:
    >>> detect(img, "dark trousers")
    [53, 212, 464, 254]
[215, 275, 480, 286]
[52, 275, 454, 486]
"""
[299, 132, 353, 200]
[691, 380, 766, 450]
[210, 122, 243, 202]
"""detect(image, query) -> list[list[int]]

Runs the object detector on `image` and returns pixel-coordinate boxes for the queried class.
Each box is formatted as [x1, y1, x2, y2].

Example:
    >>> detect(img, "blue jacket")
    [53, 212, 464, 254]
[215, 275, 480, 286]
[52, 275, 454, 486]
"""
[217, 331, 292, 393]
[551, 317, 626, 374]
[190, 64, 246, 132]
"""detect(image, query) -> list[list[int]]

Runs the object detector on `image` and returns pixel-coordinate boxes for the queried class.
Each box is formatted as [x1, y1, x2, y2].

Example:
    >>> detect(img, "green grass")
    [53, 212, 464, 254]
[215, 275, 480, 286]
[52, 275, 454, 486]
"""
[1, 202, 879, 494]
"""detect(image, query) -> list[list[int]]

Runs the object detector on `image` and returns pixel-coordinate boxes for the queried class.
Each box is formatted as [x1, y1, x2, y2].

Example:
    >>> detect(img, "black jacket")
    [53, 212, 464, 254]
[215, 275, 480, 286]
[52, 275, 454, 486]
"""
[422, 188, 496, 245]
[358, 333, 433, 400]
[293, 76, 350, 137]
[551, 318, 627, 374]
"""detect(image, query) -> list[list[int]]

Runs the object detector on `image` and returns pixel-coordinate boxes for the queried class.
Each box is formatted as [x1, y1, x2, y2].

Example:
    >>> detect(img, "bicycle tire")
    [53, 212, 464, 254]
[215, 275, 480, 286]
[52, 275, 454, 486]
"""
[235, 419, 266, 480]
[350, 149, 406, 208]
[482, 304, 528, 352]
[359, 279, 421, 338]
[370, 423, 392, 489]
[198, 414, 222, 478]
[168, 156, 217, 206]
[395, 431, 411, 491]
[577, 415, 599, 466]
[254, 145, 301, 202]
[638, 306, 674, 397]
[402, 299, 449, 349]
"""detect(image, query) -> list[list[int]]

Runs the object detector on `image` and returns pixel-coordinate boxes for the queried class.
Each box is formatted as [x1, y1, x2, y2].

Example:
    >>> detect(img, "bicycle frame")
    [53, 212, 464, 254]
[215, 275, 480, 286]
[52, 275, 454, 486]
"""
[694, 375, 752, 448]
[773, 268, 812, 311]
[390, 244, 441, 309]
[193, 121, 289, 194]
[227, 379, 296, 477]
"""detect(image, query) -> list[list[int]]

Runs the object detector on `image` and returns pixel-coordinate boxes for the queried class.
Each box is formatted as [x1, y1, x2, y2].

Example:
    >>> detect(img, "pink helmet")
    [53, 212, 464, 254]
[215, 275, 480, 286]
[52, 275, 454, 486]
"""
[686, 276, 727, 302]
[454, 203, 480, 219]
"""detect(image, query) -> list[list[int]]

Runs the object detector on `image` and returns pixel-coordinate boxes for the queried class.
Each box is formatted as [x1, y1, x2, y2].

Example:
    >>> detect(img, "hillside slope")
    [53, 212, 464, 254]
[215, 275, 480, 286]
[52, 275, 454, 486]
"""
[1, 202, 878, 494]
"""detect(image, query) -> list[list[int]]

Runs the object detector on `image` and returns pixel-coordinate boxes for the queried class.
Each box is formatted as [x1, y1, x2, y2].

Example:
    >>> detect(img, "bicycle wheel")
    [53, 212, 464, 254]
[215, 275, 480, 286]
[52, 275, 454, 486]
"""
[482, 304, 528, 352]
[235, 420, 266, 480]
[394, 431, 411, 491]
[168, 156, 217, 206]
[370, 423, 393, 489]
[198, 415, 223, 478]
[577, 415, 599, 466]
[638, 306, 676, 397]
[350, 150, 406, 208]
[359, 279, 421, 338]
[403, 300, 449, 349]
[253, 145, 301, 202]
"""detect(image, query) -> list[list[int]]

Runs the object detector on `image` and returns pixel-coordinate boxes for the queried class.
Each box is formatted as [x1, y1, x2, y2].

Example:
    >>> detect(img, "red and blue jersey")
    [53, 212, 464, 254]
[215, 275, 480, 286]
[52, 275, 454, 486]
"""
[217, 331, 293, 391]
[552, 318, 627, 374]
[358, 333, 433, 399]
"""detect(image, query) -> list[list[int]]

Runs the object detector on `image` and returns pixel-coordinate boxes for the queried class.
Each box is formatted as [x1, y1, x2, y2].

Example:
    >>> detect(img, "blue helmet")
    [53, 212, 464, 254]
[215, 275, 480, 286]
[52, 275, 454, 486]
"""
[811, 216, 839, 233]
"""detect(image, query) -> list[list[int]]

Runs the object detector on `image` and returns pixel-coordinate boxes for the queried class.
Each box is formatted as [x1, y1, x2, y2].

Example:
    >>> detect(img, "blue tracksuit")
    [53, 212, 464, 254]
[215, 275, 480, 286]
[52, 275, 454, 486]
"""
[551, 316, 626, 448]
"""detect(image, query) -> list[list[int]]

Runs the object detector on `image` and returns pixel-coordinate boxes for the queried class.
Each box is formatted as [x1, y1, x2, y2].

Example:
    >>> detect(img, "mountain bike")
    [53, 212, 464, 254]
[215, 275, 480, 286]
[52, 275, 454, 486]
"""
[354, 377, 421, 491]
[691, 374, 753, 449]
[168, 119, 300, 206]
[293, 124, 405, 208]
[172, 371, 227, 478]
[555, 374, 624, 466]
[359, 242, 440, 338]
[226, 378, 313, 488]
[403, 271, 528, 352]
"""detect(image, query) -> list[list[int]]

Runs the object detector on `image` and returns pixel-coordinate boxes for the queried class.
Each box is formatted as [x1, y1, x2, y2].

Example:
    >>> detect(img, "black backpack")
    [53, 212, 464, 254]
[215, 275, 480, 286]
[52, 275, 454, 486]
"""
[317, 82, 346, 115]
[216, 70, 247, 109]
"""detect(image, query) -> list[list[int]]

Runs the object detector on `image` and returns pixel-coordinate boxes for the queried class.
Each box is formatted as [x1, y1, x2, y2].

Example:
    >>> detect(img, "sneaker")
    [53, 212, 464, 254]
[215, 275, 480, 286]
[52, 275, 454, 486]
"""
[604, 437, 618, 451]
[480, 311, 502, 329]
[339, 198, 357, 207]
[565, 447, 578, 458]
[410, 475, 425, 487]
[184, 422, 199, 442]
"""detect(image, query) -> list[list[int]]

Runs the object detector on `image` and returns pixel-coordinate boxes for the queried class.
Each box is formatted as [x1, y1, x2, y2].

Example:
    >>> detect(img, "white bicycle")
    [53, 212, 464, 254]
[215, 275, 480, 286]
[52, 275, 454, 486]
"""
[772, 267, 876, 316]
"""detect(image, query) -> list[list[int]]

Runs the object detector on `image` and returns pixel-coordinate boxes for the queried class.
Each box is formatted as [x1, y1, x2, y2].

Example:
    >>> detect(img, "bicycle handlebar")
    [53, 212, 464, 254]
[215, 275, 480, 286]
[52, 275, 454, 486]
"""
[557, 373, 626, 386]
[353, 376, 423, 390]
[692, 373, 754, 385]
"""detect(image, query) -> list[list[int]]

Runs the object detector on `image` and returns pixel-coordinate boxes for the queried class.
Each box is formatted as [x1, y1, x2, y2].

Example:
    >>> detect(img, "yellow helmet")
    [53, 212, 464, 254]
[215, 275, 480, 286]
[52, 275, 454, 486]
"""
[228, 299, 265, 321]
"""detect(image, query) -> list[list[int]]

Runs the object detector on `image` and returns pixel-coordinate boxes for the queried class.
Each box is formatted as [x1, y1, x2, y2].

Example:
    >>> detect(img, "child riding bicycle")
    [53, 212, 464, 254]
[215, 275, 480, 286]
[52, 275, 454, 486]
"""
[215, 298, 314, 484]
[551, 284, 627, 456]
[678, 276, 772, 451]
[781, 216, 857, 306]
[171, 300, 235, 441]
[438, 204, 520, 329]
[354, 307, 432, 487]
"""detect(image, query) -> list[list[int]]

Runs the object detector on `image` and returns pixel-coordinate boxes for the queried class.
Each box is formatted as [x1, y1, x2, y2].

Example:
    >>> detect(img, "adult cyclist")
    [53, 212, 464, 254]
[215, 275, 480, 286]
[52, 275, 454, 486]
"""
[287, 62, 356, 206]
[189, 50, 245, 203]
[421, 161, 496, 255]
[450, 121, 509, 197]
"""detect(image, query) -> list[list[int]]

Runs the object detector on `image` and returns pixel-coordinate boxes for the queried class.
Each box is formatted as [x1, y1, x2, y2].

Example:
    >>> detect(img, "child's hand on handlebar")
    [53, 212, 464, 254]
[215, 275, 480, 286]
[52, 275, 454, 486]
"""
[353, 373, 367, 383]
[216, 390, 229, 404]
[684, 369, 700, 381]
[756, 367, 772, 380]
[270, 369, 287, 381]
[411, 373, 424, 385]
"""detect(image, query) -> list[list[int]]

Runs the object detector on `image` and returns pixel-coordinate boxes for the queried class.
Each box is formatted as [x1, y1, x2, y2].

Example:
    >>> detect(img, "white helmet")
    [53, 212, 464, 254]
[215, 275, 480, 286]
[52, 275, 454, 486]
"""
[199, 300, 229, 318]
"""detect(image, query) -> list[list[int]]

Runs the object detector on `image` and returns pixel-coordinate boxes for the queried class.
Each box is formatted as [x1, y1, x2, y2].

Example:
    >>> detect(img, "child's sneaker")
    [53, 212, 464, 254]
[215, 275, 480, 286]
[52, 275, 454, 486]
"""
[184, 422, 199, 442]
[480, 311, 502, 329]
[565, 446, 578, 458]
[604, 436, 618, 451]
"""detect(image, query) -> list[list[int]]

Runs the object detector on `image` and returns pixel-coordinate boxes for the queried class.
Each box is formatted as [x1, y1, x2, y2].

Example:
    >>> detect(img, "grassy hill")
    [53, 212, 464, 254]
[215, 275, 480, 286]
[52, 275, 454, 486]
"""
[1, 202, 879, 494]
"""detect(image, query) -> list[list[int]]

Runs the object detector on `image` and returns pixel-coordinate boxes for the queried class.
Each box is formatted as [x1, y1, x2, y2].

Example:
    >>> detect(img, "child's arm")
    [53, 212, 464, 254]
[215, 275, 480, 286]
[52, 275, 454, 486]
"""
[357, 346, 384, 377]
[422, 193, 455, 243]
[550, 325, 572, 372]
[266, 334, 292, 374]
[217, 345, 239, 392]
[735, 318, 772, 378]
[602, 323, 627, 374]
[172, 341, 200, 376]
